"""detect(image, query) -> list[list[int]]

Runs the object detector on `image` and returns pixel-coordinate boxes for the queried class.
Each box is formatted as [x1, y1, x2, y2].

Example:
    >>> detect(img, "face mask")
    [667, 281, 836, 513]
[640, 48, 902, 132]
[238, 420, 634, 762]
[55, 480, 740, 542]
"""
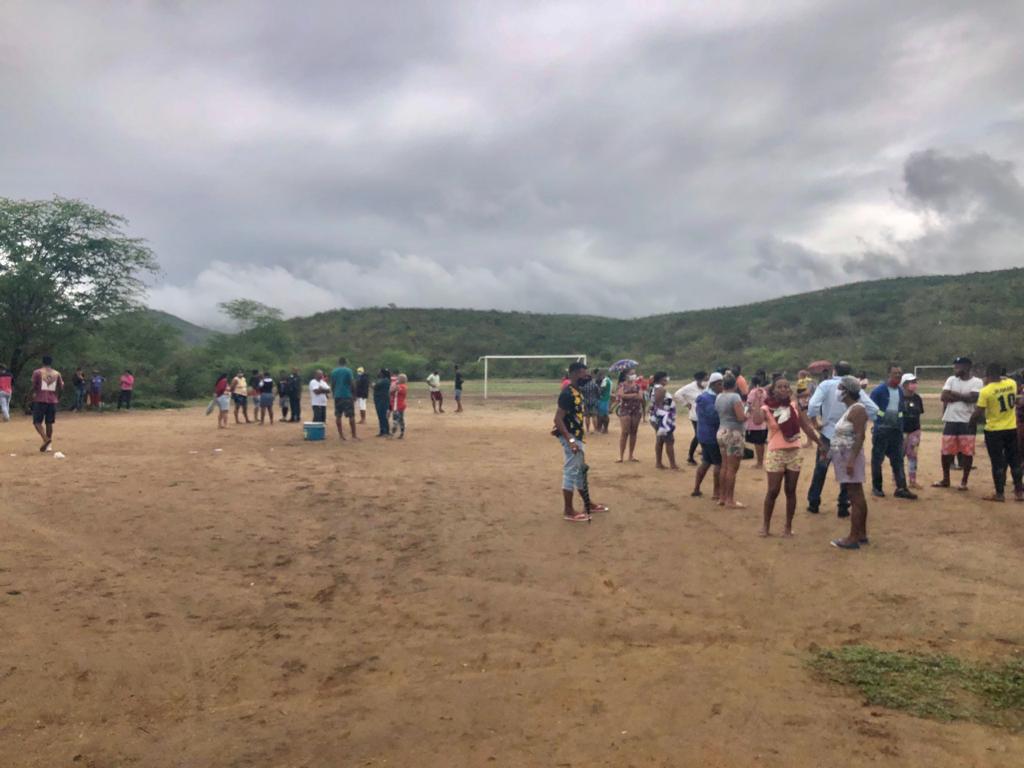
[628, 374, 638, 381]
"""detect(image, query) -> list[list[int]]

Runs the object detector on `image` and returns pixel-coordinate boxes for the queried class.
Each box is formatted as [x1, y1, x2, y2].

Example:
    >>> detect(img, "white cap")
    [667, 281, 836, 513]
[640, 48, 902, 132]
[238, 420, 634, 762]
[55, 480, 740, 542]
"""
[900, 373, 917, 385]
[707, 372, 724, 385]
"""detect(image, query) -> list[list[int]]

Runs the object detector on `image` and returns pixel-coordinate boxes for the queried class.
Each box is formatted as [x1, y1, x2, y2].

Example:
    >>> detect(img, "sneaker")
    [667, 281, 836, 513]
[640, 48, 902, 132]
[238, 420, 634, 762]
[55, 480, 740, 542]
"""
[893, 488, 918, 500]
[806, 505, 820, 514]
[871, 488, 885, 498]
[837, 509, 850, 519]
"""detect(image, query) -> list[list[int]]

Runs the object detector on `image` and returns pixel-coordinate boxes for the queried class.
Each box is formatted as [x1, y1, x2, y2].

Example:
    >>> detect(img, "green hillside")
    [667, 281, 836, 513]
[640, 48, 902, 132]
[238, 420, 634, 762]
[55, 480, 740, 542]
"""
[144, 309, 215, 346]
[282, 267, 1024, 378]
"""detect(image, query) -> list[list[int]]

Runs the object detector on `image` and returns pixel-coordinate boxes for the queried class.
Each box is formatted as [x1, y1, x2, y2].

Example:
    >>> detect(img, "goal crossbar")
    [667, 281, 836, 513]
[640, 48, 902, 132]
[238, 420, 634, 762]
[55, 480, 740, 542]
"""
[477, 354, 588, 399]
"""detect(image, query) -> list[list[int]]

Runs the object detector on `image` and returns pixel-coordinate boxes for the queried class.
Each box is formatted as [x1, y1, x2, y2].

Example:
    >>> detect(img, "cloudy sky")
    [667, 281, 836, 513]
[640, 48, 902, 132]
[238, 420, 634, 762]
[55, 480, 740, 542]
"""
[3, 1, 1023, 328]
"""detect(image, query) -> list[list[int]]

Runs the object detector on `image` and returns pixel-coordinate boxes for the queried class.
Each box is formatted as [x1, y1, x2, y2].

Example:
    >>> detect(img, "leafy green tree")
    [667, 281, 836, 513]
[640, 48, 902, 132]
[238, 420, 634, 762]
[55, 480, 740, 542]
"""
[0, 197, 158, 384]
[217, 298, 284, 330]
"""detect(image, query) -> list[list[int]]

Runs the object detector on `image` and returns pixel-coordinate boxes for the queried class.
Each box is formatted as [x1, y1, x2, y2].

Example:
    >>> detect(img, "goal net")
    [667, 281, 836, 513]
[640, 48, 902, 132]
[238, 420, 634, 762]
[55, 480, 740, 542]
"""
[477, 354, 588, 399]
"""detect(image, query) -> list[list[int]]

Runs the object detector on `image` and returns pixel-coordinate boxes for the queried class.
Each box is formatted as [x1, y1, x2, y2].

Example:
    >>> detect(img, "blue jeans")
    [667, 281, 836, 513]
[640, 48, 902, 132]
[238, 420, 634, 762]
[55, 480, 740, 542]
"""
[559, 437, 586, 491]
[807, 435, 849, 513]
[374, 400, 389, 435]
[74, 384, 86, 411]
[871, 427, 906, 492]
[0, 391, 9, 421]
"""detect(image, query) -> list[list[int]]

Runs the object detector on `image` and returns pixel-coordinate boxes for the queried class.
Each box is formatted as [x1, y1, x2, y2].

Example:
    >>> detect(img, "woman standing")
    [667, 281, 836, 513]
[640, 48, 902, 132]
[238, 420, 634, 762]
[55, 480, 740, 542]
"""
[230, 369, 250, 424]
[214, 372, 230, 429]
[391, 373, 409, 438]
[760, 378, 820, 537]
[901, 373, 925, 489]
[373, 368, 392, 437]
[830, 376, 870, 550]
[649, 372, 678, 470]
[744, 374, 768, 469]
[715, 373, 748, 508]
[616, 369, 643, 463]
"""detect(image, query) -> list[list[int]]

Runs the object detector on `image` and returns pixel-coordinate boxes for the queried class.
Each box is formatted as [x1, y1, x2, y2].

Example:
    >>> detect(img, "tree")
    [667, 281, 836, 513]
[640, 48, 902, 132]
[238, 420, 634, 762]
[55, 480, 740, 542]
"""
[0, 197, 158, 383]
[217, 298, 284, 330]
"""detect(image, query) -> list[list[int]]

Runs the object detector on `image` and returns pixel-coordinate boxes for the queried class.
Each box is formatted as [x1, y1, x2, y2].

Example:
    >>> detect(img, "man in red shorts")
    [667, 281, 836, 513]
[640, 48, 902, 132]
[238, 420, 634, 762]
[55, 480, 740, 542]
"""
[32, 355, 64, 452]
[934, 356, 983, 490]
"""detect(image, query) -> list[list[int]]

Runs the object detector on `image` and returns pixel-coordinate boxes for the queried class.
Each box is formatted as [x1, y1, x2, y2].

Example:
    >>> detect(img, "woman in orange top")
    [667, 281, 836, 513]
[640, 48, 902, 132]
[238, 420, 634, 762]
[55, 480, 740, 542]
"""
[391, 373, 408, 439]
[759, 378, 820, 538]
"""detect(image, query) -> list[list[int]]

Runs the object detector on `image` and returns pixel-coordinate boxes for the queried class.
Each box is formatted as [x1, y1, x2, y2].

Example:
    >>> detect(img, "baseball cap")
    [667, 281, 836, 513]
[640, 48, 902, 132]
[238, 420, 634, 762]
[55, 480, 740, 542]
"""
[953, 356, 972, 366]
[707, 372, 724, 384]
[357, 367, 365, 374]
[900, 373, 917, 385]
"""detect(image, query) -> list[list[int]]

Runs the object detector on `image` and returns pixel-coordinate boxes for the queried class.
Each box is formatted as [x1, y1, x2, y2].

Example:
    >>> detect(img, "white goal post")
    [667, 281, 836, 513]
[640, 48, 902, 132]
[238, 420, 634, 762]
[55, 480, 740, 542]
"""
[477, 354, 588, 399]
[914, 364, 954, 381]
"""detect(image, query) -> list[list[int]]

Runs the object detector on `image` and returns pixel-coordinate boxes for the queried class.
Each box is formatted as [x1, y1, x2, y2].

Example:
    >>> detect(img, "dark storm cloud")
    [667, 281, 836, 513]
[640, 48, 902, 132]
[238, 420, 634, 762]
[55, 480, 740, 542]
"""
[1, 0, 1023, 326]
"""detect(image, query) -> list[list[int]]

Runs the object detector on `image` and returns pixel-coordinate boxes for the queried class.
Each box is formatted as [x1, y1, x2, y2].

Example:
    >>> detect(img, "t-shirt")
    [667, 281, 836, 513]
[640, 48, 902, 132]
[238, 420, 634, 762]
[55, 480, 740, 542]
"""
[426, 373, 441, 392]
[308, 378, 330, 407]
[454, 372, 464, 390]
[902, 393, 924, 433]
[744, 387, 767, 431]
[231, 376, 247, 395]
[32, 368, 63, 404]
[735, 375, 749, 398]
[395, 383, 408, 412]
[599, 377, 612, 404]
[215, 378, 228, 396]
[90, 375, 104, 392]
[0, 374, 11, 394]
[879, 386, 901, 429]
[73, 372, 85, 387]
[675, 381, 704, 422]
[355, 373, 370, 398]
[942, 376, 983, 423]
[120, 374, 135, 390]
[259, 376, 274, 394]
[277, 377, 290, 396]
[716, 391, 745, 432]
[695, 391, 720, 443]
[557, 384, 585, 441]
[330, 366, 354, 399]
[580, 377, 601, 407]
[976, 378, 1017, 432]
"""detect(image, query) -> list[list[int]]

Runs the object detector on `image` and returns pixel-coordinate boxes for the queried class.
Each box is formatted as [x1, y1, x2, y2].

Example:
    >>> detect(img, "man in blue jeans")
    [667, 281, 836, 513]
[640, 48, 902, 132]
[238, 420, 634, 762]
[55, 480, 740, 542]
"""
[806, 360, 879, 517]
[869, 364, 918, 500]
[554, 361, 609, 522]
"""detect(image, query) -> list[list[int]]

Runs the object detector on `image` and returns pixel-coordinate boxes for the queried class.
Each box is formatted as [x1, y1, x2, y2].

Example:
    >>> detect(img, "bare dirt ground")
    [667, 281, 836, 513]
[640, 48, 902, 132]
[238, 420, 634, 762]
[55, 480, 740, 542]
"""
[2, 395, 1023, 767]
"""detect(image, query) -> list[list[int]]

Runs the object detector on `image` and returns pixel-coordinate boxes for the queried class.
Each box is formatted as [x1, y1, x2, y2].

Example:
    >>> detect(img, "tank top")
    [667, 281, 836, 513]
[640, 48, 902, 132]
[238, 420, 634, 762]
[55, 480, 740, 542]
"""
[831, 404, 861, 452]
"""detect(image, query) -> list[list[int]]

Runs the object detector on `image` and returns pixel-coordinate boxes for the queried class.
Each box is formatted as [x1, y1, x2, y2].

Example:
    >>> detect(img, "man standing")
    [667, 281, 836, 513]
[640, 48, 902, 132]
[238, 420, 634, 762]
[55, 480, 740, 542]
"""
[230, 369, 251, 424]
[868, 365, 917, 499]
[580, 369, 601, 434]
[0, 364, 12, 422]
[426, 370, 444, 413]
[553, 361, 609, 522]
[934, 356, 983, 490]
[277, 369, 291, 422]
[308, 370, 330, 424]
[31, 355, 64, 452]
[691, 372, 723, 498]
[287, 367, 302, 422]
[355, 367, 370, 423]
[675, 371, 706, 465]
[806, 360, 880, 517]
[117, 369, 135, 410]
[454, 365, 465, 413]
[72, 367, 86, 411]
[88, 370, 105, 410]
[971, 363, 1022, 502]
[596, 370, 613, 433]
[330, 357, 356, 440]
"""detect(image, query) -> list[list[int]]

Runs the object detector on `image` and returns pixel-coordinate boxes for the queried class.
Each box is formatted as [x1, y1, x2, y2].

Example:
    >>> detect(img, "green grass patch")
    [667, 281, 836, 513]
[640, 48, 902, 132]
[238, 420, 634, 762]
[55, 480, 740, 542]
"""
[809, 645, 1024, 730]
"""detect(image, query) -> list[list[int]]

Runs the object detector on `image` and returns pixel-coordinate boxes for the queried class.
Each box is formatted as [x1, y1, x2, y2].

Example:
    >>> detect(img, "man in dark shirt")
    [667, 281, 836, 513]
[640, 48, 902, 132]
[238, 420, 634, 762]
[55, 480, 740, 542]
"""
[287, 368, 302, 422]
[454, 365, 465, 413]
[355, 367, 371, 423]
[580, 369, 601, 434]
[554, 361, 609, 522]
[277, 369, 291, 422]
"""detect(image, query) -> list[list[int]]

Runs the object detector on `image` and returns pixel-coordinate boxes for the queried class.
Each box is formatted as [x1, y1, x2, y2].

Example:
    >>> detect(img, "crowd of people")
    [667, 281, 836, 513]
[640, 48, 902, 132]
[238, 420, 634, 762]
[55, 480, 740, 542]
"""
[554, 357, 1024, 550]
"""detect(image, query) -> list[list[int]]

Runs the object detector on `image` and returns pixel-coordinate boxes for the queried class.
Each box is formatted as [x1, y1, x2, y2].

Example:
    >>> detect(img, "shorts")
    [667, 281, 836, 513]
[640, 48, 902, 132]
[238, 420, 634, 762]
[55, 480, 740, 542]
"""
[559, 437, 587, 491]
[699, 441, 722, 466]
[334, 397, 355, 418]
[232, 393, 247, 406]
[32, 402, 57, 425]
[216, 394, 231, 412]
[259, 393, 274, 408]
[830, 447, 866, 484]
[717, 428, 745, 458]
[745, 429, 768, 445]
[765, 448, 804, 473]
[454, 389, 462, 401]
[941, 421, 976, 456]
[430, 391, 443, 402]
[356, 397, 367, 411]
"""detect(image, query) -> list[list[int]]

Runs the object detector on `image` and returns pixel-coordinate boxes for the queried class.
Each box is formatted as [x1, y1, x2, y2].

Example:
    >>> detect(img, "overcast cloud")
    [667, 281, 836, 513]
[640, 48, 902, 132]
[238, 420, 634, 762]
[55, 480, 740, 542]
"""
[2, 0, 1023, 328]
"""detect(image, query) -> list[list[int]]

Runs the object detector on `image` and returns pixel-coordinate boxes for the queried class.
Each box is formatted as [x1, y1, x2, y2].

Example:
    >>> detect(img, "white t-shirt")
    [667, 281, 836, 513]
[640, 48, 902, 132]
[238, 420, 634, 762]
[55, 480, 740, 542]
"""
[674, 380, 705, 422]
[426, 373, 440, 392]
[309, 378, 330, 407]
[942, 375, 983, 423]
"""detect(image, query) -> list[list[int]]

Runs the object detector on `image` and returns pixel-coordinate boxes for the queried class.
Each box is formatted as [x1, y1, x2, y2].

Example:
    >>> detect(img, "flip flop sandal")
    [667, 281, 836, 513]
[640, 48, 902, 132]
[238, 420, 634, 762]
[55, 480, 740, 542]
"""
[830, 539, 860, 550]
[563, 512, 591, 523]
[587, 504, 610, 513]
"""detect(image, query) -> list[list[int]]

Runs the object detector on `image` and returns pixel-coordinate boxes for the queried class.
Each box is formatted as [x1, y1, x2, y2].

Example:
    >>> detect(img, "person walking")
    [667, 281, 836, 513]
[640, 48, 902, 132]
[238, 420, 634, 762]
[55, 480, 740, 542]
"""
[806, 361, 879, 517]
[257, 370, 275, 425]
[454, 365, 465, 413]
[649, 372, 678, 470]
[276, 369, 291, 422]
[287, 367, 302, 422]
[214, 372, 230, 429]
[553, 361, 609, 522]
[88, 370, 105, 410]
[972, 363, 1023, 502]
[616, 368, 643, 462]
[691, 372, 723, 499]
[391, 373, 409, 438]
[934, 356, 983, 490]
[31, 355, 64, 452]
[744, 374, 768, 469]
[0, 364, 12, 422]
[829, 377, 871, 550]
[117, 369, 135, 410]
[868, 365, 917, 499]
[900, 373, 925, 489]
[760, 377, 820, 537]
[715, 373, 747, 508]
[675, 371, 706, 465]
[373, 368, 392, 437]
[426, 370, 444, 413]
[355, 367, 370, 423]
[72, 367, 87, 411]
[330, 357, 357, 440]
[230, 369, 251, 424]
[308, 370, 330, 423]
[580, 369, 601, 435]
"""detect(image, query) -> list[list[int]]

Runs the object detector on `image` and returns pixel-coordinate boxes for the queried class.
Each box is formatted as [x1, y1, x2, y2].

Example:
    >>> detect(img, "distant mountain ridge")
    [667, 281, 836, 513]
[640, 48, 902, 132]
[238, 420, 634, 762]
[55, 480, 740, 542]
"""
[144, 309, 215, 346]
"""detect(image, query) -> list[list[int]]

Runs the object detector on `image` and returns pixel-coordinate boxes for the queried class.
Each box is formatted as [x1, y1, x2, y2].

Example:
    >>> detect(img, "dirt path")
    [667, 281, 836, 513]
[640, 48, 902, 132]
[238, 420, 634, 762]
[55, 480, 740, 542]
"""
[1, 399, 1022, 766]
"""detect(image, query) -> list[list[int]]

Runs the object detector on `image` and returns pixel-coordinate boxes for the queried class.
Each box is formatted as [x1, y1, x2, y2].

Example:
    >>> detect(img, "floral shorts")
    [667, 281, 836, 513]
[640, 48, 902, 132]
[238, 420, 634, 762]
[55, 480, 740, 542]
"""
[765, 448, 803, 473]
[716, 428, 745, 458]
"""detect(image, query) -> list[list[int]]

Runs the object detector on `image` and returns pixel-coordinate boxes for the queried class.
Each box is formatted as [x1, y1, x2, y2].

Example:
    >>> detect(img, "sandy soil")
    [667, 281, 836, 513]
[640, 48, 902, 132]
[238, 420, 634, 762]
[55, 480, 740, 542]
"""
[2, 396, 1023, 767]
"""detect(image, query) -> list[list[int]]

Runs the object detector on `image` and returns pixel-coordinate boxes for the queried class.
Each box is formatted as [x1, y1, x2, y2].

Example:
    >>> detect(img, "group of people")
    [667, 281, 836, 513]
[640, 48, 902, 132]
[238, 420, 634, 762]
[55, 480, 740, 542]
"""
[555, 357, 1024, 551]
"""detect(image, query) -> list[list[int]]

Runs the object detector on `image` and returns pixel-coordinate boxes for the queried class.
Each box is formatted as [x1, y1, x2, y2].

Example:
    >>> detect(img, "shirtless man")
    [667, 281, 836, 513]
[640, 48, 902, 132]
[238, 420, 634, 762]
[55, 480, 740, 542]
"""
[31, 355, 64, 452]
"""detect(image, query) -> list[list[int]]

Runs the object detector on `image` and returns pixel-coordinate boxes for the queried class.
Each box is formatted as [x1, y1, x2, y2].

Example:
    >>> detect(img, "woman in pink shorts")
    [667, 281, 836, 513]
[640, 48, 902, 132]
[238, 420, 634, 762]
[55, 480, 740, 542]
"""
[759, 378, 820, 537]
[830, 376, 870, 550]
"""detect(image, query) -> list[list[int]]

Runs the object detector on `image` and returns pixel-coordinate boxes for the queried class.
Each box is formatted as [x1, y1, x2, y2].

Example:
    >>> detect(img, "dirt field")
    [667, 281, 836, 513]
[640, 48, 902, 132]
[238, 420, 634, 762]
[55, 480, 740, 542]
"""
[2, 393, 1023, 767]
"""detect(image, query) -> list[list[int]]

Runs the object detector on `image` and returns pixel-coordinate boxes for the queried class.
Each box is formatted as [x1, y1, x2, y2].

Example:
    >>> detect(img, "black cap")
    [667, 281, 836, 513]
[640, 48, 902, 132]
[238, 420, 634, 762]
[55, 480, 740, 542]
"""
[953, 356, 972, 366]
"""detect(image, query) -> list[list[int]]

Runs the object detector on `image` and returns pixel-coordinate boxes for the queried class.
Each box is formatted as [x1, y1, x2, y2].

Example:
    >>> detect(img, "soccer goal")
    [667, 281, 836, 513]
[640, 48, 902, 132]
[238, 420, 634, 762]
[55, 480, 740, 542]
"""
[913, 364, 954, 383]
[477, 354, 588, 399]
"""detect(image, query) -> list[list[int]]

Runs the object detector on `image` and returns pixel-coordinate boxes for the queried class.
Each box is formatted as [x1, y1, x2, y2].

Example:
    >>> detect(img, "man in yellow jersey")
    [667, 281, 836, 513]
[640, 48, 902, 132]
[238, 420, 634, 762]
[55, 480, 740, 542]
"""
[971, 362, 1022, 502]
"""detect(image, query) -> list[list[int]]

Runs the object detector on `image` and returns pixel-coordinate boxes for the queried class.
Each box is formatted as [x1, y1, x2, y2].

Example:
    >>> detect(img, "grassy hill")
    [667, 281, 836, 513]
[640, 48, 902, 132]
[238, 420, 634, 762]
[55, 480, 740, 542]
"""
[281, 267, 1024, 378]
[144, 309, 215, 346]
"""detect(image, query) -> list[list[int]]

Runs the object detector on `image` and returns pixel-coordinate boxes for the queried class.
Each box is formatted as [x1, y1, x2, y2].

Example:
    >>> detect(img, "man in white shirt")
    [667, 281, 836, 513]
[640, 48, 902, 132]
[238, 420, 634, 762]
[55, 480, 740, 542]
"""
[674, 371, 706, 465]
[426, 370, 444, 414]
[308, 370, 331, 423]
[934, 356, 983, 490]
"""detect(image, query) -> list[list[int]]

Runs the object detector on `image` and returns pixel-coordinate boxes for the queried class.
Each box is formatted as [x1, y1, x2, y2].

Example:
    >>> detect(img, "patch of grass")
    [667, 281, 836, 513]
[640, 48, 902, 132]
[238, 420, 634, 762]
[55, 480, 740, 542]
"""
[809, 645, 1024, 730]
